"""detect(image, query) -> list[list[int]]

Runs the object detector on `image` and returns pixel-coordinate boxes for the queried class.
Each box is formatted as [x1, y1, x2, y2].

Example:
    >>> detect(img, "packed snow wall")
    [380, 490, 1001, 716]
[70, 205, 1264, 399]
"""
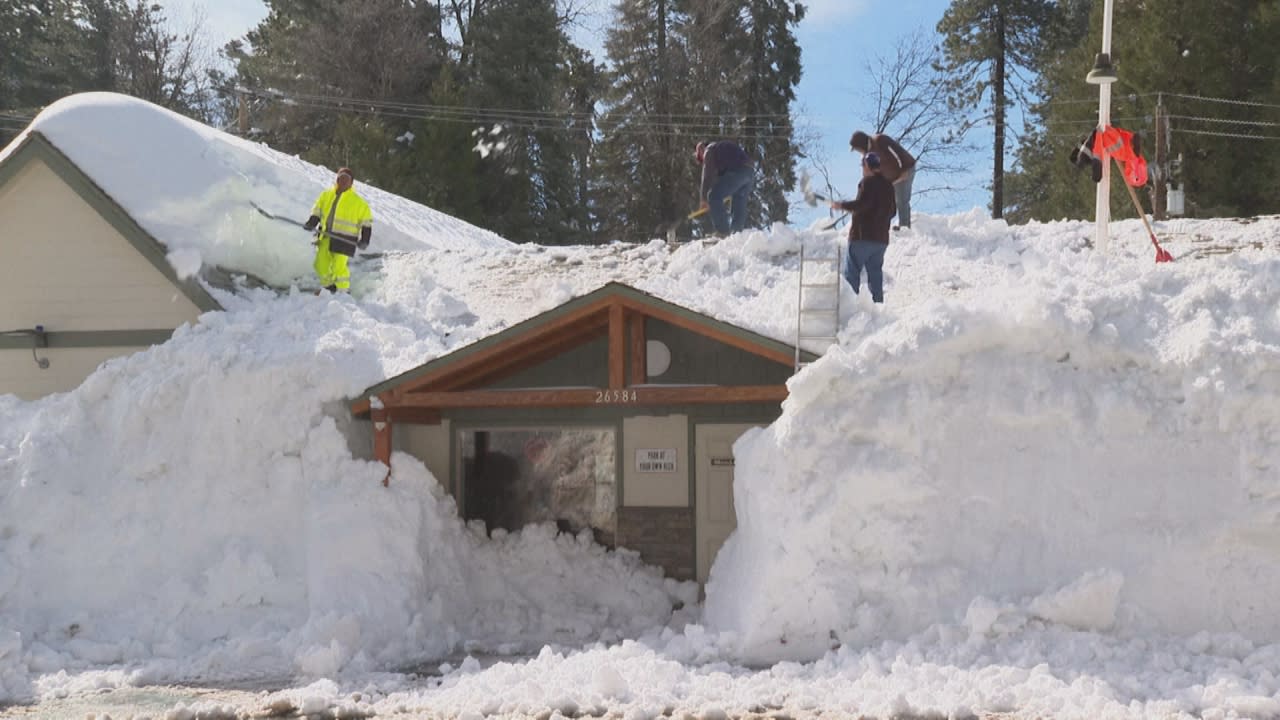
[705, 255, 1280, 663]
[0, 295, 691, 702]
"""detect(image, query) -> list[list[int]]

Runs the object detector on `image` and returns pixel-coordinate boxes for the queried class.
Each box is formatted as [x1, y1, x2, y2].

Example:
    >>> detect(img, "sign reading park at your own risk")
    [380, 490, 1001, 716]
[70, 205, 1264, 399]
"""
[636, 449, 677, 473]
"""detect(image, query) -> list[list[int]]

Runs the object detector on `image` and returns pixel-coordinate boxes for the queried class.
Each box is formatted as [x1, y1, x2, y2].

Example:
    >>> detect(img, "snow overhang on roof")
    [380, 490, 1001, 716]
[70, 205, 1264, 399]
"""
[0, 131, 222, 313]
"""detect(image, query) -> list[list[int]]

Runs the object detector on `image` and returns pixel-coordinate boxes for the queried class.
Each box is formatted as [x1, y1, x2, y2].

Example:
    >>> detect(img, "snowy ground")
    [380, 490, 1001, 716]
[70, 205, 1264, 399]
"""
[2, 94, 1280, 719]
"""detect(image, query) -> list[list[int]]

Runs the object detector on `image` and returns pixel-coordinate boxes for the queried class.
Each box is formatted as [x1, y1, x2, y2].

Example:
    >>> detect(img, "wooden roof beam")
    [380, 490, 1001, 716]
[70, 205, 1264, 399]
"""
[394, 384, 788, 409]
[389, 299, 617, 395]
[429, 317, 609, 392]
[609, 304, 626, 389]
[629, 311, 646, 386]
[616, 297, 794, 367]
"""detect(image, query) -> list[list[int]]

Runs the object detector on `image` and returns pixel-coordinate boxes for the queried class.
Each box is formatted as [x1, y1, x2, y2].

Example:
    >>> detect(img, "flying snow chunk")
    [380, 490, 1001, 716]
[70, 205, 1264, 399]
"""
[1029, 569, 1125, 631]
[166, 248, 203, 279]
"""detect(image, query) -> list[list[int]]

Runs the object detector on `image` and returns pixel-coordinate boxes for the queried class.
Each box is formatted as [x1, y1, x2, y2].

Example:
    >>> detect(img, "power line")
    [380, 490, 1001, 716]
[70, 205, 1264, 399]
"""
[245, 87, 796, 122]
[1163, 92, 1280, 110]
[1173, 128, 1280, 141]
[1167, 114, 1280, 129]
[247, 90, 802, 140]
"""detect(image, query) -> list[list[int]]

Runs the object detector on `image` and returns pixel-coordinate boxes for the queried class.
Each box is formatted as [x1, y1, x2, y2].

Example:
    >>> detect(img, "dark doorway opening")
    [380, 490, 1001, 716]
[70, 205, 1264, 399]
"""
[460, 428, 617, 544]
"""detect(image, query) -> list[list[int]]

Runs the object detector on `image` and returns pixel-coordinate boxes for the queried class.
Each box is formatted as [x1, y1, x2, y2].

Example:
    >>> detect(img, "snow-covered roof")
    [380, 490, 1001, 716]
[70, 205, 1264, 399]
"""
[0, 92, 512, 290]
[0, 130, 223, 310]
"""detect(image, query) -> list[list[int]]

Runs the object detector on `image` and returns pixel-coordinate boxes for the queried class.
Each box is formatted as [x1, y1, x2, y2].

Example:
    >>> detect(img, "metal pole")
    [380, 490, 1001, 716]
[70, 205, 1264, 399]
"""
[1094, 0, 1115, 253]
[1154, 94, 1166, 221]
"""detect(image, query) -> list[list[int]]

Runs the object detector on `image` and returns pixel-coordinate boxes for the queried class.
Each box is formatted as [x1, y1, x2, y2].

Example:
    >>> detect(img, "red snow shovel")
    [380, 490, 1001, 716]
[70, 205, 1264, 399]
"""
[1116, 163, 1174, 263]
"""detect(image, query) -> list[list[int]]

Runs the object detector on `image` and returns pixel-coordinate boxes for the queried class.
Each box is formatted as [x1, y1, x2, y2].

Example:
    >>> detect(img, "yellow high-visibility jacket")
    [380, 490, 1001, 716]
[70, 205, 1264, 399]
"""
[310, 187, 372, 257]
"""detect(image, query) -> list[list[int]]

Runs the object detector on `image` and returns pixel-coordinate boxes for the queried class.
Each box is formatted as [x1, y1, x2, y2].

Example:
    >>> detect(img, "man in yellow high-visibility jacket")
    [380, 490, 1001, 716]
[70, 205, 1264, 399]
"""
[302, 167, 373, 293]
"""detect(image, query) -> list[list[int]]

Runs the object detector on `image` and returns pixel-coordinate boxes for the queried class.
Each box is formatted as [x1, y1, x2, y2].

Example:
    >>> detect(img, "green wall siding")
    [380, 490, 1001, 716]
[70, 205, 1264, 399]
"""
[490, 335, 610, 389]
[483, 317, 791, 391]
[645, 318, 792, 386]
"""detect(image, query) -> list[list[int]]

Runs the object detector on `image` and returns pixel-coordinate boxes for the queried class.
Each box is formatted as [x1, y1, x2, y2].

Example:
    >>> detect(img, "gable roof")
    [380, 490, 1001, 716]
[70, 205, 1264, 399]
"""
[0, 131, 222, 312]
[352, 281, 817, 417]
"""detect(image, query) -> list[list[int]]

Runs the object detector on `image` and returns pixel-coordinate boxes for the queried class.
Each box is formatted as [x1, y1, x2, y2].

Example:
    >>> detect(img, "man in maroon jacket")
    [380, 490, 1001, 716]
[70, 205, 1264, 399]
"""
[850, 130, 916, 230]
[830, 152, 896, 303]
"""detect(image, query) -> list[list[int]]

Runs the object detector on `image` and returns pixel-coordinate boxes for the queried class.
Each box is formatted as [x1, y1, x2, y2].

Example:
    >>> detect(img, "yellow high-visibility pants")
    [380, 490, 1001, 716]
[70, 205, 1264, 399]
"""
[312, 235, 351, 291]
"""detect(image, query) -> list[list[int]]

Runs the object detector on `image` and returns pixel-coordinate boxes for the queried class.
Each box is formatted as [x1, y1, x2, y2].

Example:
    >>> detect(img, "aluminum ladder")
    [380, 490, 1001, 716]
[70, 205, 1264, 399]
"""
[794, 243, 842, 372]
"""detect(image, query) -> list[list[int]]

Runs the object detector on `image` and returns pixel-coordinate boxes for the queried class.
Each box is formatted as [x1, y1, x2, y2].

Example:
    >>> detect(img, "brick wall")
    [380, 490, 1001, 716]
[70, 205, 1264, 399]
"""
[616, 507, 695, 581]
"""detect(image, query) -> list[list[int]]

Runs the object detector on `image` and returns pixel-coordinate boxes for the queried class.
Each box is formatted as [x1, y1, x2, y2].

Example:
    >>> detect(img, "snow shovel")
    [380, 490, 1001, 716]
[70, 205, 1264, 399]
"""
[799, 169, 829, 207]
[801, 170, 848, 230]
[820, 213, 848, 231]
[665, 200, 731, 244]
[1115, 164, 1174, 263]
[665, 206, 709, 244]
[251, 201, 308, 229]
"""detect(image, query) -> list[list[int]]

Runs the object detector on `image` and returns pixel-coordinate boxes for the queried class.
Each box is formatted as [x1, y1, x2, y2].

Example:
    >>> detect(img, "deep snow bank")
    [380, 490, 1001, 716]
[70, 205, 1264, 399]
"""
[0, 292, 693, 703]
[705, 222, 1280, 662]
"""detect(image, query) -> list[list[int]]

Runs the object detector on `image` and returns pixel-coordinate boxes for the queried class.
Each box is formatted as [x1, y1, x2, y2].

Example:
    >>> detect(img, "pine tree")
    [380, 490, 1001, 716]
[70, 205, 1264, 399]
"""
[596, 0, 802, 242]
[1, 0, 216, 144]
[1007, 0, 1280, 222]
[225, 0, 446, 165]
[936, 0, 1060, 219]
[595, 0, 690, 242]
[1121, 0, 1280, 217]
[459, 0, 594, 244]
[681, 0, 803, 231]
[1002, 0, 1094, 223]
[738, 0, 803, 224]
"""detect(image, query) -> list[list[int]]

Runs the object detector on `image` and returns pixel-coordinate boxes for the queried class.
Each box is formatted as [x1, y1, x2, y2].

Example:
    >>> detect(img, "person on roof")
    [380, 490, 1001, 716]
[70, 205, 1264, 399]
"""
[302, 167, 373, 293]
[849, 130, 916, 230]
[695, 140, 754, 238]
[830, 151, 896, 303]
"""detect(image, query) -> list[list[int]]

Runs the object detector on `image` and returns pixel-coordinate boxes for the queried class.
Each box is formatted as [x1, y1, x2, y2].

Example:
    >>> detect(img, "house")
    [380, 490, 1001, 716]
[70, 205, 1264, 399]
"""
[351, 282, 817, 583]
[0, 131, 221, 399]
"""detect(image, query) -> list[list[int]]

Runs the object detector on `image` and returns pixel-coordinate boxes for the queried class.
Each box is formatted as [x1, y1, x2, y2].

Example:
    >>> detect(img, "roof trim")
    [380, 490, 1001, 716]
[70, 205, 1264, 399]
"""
[354, 281, 817, 409]
[0, 132, 222, 313]
[0, 328, 175, 350]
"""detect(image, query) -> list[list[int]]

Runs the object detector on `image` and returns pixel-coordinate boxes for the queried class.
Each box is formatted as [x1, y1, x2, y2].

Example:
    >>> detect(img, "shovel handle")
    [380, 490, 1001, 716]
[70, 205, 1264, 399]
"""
[1116, 161, 1174, 262]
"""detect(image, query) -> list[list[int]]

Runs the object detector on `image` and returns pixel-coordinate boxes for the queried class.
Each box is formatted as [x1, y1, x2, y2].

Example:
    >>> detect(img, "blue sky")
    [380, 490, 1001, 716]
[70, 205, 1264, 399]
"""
[165, 0, 991, 224]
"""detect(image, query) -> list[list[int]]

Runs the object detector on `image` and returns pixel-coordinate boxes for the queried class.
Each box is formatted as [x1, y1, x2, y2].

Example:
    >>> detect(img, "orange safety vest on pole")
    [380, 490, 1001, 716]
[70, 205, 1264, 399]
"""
[1093, 125, 1148, 187]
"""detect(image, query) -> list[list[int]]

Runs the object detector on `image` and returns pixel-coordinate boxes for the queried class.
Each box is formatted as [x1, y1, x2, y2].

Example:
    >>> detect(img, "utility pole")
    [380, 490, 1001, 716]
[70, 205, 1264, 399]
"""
[1086, 0, 1118, 254]
[237, 88, 249, 136]
[1153, 94, 1167, 221]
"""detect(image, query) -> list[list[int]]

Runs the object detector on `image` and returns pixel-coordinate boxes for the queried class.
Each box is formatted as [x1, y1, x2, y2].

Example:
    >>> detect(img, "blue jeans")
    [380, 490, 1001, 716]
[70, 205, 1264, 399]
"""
[894, 168, 915, 229]
[843, 240, 887, 303]
[709, 166, 754, 234]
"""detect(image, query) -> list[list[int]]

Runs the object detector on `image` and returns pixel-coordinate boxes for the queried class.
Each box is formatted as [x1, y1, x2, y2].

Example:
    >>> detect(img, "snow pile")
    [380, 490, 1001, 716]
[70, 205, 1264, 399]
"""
[0, 292, 693, 702]
[705, 217, 1280, 662]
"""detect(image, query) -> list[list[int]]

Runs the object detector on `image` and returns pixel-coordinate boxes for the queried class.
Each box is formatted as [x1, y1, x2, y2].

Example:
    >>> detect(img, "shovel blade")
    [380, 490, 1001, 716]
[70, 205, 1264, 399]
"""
[799, 169, 819, 207]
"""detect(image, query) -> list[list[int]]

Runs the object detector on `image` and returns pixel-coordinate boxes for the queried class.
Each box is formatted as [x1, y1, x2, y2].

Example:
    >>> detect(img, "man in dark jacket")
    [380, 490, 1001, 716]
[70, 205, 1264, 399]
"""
[850, 130, 916, 230]
[830, 152, 896, 303]
[696, 140, 754, 237]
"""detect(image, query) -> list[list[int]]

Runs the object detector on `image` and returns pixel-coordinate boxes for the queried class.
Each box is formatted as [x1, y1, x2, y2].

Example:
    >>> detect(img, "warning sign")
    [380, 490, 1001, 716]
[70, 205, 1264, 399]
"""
[636, 448, 677, 473]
